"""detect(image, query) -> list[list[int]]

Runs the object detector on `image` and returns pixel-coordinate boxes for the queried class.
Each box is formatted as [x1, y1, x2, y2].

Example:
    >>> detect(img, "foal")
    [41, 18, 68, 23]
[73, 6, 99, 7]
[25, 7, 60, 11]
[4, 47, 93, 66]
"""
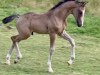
[2, 0, 87, 73]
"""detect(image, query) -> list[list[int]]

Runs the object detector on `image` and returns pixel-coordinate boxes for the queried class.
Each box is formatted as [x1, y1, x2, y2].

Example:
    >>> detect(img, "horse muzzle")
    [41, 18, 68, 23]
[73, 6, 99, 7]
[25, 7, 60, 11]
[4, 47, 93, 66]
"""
[76, 19, 83, 27]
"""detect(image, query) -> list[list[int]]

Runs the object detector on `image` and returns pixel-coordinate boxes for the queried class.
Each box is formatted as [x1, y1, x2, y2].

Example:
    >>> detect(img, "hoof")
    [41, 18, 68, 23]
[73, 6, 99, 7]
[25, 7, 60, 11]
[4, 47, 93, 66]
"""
[5, 63, 10, 65]
[67, 60, 73, 65]
[17, 55, 22, 60]
[48, 68, 53, 73]
[18, 55, 22, 59]
[14, 59, 19, 64]
[5, 61, 10, 65]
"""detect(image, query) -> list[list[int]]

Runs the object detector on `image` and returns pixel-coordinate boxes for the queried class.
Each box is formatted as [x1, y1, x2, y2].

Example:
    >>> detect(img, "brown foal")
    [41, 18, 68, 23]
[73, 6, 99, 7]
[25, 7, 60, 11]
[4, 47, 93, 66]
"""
[2, 0, 87, 73]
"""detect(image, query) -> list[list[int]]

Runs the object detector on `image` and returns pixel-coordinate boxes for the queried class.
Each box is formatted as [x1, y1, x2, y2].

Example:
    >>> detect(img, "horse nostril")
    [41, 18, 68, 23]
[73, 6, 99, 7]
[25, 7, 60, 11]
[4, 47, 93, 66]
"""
[77, 23, 82, 27]
[77, 20, 82, 27]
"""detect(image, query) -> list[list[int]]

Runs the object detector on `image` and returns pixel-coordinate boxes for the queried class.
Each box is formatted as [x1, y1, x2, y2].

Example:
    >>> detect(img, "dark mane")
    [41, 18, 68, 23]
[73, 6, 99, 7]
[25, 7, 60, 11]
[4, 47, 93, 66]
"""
[50, 0, 75, 10]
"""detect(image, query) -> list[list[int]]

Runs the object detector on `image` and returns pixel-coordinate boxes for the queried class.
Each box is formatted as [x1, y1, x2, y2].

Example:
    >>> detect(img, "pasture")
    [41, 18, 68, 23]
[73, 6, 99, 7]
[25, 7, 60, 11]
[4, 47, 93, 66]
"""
[0, 0, 100, 75]
[0, 26, 100, 75]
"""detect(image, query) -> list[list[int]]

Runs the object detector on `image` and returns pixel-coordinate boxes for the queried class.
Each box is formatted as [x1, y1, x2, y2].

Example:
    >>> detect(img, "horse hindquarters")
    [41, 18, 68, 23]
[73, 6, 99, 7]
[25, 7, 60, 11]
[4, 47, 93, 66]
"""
[6, 23, 31, 64]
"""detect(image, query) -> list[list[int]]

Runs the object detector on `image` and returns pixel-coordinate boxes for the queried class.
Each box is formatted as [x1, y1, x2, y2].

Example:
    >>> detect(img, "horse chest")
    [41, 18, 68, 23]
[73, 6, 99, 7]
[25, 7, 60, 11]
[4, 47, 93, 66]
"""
[50, 22, 65, 34]
[51, 17, 65, 34]
[56, 24, 65, 33]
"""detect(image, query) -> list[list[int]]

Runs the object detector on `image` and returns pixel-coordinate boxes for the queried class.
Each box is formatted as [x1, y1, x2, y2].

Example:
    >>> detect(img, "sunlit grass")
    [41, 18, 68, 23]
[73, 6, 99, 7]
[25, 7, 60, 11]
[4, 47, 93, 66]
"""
[0, 0, 100, 75]
[0, 28, 100, 75]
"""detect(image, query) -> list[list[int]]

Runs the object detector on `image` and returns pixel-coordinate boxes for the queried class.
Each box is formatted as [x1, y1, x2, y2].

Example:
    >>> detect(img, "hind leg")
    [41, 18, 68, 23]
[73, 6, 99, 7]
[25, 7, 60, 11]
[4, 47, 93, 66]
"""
[6, 41, 22, 65]
[14, 42, 22, 64]
[6, 43, 15, 65]
[13, 33, 31, 64]
[6, 30, 31, 65]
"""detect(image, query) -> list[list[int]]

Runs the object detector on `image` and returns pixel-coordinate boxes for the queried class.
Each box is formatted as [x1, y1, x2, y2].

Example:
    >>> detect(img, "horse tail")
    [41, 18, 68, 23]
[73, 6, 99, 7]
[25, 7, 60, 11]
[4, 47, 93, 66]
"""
[2, 14, 20, 24]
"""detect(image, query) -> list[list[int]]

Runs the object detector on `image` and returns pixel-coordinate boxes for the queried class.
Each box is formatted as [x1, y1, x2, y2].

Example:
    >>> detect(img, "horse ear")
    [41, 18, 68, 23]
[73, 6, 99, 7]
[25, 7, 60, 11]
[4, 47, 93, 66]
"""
[81, 1, 88, 7]
[75, 0, 79, 3]
[83, 1, 88, 5]
[75, 0, 88, 6]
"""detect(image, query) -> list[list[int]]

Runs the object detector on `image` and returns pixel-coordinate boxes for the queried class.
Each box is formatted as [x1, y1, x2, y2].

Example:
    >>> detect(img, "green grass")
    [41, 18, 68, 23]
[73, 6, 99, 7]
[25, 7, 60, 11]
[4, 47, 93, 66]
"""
[0, 0, 100, 75]
[0, 28, 100, 75]
[67, 15, 100, 38]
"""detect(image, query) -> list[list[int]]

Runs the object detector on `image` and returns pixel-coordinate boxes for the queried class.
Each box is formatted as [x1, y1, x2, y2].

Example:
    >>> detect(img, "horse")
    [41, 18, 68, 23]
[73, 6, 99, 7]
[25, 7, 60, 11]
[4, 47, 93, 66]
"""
[2, 0, 87, 73]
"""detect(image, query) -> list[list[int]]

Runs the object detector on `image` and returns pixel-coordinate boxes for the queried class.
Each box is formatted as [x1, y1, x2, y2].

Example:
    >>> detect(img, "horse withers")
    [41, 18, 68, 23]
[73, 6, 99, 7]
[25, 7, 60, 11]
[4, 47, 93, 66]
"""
[2, 0, 87, 73]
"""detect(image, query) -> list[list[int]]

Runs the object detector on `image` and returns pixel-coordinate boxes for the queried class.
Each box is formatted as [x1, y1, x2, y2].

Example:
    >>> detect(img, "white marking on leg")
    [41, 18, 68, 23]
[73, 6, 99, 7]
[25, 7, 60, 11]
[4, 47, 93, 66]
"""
[47, 47, 55, 73]
[14, 42, 22, 63]
[47, 33, 56, 72]
[81, 9, 85, 26]
[6, 43, 14, 65]
[15, 42, 22, 59]
[61, 30, 75, 65]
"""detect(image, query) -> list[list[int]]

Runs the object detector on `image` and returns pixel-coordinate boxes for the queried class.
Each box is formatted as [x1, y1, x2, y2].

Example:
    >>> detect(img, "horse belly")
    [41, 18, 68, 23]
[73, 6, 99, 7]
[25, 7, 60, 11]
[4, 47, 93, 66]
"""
[31, 24, 48, 34]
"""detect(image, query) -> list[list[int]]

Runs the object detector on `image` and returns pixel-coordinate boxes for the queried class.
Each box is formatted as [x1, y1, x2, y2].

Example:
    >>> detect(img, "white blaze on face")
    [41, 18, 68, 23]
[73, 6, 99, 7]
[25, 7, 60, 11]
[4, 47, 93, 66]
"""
[81, 8, 85, 26]
[72, 7, 86, 27]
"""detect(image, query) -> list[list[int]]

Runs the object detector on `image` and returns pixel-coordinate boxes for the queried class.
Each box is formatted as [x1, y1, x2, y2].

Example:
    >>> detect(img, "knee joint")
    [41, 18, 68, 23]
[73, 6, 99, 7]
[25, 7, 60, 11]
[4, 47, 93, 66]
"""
[50, 47, 55, 52]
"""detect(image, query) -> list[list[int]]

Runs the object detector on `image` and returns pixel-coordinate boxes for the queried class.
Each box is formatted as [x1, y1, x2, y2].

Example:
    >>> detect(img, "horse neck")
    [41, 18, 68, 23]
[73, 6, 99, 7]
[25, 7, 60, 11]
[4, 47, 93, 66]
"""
[52, 1, 76, 21]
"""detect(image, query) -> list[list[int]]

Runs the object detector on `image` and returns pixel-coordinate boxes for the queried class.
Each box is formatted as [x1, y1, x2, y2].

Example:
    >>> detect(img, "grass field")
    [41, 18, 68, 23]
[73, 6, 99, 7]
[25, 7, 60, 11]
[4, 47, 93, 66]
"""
[0, 28, 100, 75]
[0, 0, 100, 75]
